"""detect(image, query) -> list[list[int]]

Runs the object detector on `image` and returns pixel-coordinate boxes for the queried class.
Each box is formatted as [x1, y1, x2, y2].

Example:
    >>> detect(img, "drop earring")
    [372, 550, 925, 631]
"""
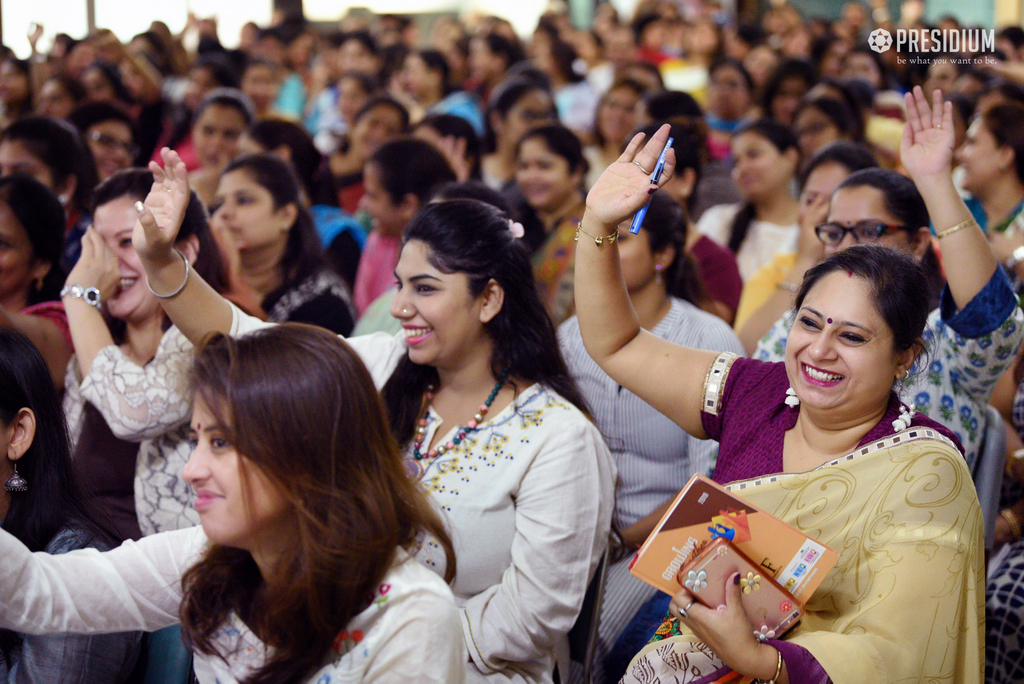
[4, 463, 27, 492]
[785, 387, 800, 407]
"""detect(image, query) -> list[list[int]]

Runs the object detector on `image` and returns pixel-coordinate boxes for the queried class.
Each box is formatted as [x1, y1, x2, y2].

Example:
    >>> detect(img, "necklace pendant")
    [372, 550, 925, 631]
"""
[404, 459, 426, 480]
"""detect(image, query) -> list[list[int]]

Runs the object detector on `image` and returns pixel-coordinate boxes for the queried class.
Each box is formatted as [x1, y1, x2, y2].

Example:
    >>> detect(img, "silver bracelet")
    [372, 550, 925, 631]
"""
[145, 248, 190, 299]
[60, 283, 102, 308]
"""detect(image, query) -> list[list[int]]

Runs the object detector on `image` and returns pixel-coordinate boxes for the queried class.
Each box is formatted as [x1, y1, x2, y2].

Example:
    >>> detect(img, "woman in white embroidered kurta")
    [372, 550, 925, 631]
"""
[132, 158, 616, 684]
[0, 325, 466, 683]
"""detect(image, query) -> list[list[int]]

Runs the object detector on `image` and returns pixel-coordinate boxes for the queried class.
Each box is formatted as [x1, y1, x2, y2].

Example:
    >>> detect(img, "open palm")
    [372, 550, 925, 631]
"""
[585, 124, 676, 228]
[132, 148, 191, 265]
[900, 86, 954, 182]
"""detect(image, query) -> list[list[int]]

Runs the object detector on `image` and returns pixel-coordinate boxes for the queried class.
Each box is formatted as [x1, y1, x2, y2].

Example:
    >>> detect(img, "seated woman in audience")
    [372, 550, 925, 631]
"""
[557, 191, 745, 683]
[68, 102, 139, 182]
[792, 96, 861, 160]
[186, 88, 254, 207]
[0, 328, 142, 682]
[575, 113, 984, 684]
[696, 118, 800, 280]
[0, 116, 97, 270]
[704, 58, 755, 161]
[0, 176, 73, 388]
[412, 113, 482, 182]
[516, 124, 588, 325]
[238, 118, 365, 290]
[34, 75, 87, 120]
[749, 92, 1023, 472]
[353, 137, 456, 317]
[62, 169, 230, 538]
[398, 49, 484, 134]
[0, 324, 465, 683]
[757, 58, 816, 127]
[583, 78, 645, 189]
[328, 95, 409, 214]
[481, 77, 556, 190]
[134, 153, 615, 682]
[0, 58, 32, 127]
[734, 141, 877, 337]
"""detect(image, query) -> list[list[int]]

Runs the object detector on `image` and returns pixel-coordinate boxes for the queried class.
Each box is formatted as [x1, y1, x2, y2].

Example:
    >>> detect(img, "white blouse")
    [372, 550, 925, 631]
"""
[696, 203, 798, 281]
[0, 526, 466, 683]
[231, 308, 617, 683]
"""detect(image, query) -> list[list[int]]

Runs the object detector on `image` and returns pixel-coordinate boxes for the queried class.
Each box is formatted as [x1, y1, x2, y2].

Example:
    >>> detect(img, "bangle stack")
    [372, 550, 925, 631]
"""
[936, 218, 977, 240]
[146, 248, 190, 299]
[754, 647, 783, 684]
[1002, 508, 1023, 542]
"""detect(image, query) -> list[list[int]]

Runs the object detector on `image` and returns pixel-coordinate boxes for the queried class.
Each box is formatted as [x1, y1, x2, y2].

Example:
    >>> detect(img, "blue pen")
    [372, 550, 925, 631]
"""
[629, 137, 674, 234]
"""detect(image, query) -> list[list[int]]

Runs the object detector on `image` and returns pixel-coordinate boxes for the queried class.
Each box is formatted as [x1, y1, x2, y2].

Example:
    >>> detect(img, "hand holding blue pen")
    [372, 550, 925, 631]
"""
[629, 137, 674, 234]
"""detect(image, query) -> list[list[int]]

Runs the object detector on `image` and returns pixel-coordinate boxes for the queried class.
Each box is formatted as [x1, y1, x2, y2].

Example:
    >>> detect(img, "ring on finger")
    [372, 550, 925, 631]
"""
[678, 600, 695, 619]
[632, 160, 650, 175]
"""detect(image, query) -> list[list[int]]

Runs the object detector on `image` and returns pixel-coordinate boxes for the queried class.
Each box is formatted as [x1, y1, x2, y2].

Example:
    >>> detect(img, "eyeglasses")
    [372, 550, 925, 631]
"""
[89, 131, 139, 158]
[814, 221, 907, 246]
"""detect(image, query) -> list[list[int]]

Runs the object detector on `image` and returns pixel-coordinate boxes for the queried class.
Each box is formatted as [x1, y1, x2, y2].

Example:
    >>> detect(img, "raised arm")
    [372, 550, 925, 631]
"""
[133, 148, 233, 343]
[902, 87, 997, 309]
[575, 125, 718, 438]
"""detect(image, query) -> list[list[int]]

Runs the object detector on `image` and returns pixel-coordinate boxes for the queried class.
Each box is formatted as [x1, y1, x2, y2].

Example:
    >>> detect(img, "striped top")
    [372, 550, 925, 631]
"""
[558, 298, 746, 530]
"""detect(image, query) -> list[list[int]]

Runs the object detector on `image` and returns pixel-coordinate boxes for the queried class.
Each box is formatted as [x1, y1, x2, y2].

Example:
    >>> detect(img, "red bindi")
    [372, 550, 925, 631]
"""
[847, 270, 853, 277]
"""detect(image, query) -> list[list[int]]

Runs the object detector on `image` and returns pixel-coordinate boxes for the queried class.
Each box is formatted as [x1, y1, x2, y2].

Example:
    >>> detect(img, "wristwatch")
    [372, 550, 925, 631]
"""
[60, 284, 102, 309]
[1005, 245, 1024, 270]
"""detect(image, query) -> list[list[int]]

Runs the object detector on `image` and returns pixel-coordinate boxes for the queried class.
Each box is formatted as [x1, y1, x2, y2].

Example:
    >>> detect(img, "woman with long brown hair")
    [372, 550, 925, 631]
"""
[0, 324, 464, 683]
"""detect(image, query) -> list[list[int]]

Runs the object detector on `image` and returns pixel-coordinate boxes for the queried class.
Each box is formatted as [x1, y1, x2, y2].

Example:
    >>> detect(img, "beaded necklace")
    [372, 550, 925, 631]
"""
[405, 368, 510, 480]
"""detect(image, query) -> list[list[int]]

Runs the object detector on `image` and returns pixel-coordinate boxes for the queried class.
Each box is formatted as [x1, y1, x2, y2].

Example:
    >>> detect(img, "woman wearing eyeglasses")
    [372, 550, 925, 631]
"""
[746, 89, 1024, 472]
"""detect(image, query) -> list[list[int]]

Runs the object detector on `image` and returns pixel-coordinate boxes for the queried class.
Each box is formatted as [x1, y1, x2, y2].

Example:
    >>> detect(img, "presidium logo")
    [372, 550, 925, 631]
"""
[868, 28, 997, 65]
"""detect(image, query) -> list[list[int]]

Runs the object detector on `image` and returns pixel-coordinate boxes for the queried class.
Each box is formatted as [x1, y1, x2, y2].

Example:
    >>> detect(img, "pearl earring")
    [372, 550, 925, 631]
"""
[784, 387, 800, 407]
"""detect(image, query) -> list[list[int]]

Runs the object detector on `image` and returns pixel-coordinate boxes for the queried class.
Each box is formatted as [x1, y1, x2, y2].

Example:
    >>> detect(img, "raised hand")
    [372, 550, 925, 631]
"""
[584, 124, 675, 229]
[133, 148, 191, 267]
[66, 227, 119, 301]
[901, 86, 954, 182]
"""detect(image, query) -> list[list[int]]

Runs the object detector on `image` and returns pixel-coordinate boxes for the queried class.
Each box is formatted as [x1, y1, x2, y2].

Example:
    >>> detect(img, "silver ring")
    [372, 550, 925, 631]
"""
[632, 160, 650, 175]
[678, 600, 695, 619]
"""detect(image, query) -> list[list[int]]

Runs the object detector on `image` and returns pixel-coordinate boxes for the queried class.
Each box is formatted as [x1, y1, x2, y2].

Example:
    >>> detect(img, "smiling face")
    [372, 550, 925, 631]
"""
[185, 396, 292, 557]
[785, 271, 909, 422]
[731, 131, 797, 202]
[390, 239, 497, 373]
[515, 136, 583, 215]
[86, 120, 136, 181]
[211, 169, 294, 254]
[93, 196, 163, 323]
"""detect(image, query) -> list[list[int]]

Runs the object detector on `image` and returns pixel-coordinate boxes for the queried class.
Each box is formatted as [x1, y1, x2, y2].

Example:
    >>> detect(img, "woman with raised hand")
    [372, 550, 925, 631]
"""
[133, 149, 615, 683]
[571, 96, 984, 682]
[0, 324, 465, 683]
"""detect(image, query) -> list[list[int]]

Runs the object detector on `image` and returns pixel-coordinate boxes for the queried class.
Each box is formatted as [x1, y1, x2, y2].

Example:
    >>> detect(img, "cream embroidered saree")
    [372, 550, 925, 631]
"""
[621, 429, 985, 684]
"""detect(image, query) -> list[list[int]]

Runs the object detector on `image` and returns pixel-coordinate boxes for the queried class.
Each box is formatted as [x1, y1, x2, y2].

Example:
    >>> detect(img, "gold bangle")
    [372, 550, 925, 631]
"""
[1001, 508, 1023, 542]
[575, 225, 619, 246]
[936, 218, 977, 239]
[754, 647, 783, 684]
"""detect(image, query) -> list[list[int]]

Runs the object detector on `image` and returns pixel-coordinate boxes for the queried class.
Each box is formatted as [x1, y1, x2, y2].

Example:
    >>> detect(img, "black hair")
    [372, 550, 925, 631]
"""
[727, 118, 799, 254]
[547, 40, 584, 84]
[40, 74, 87, 108]
[641, 90, 703, 121]
[84, 60, 134, 105]
[220, 154, 328, 292]
[339, 30, 379, 59]
[759, 58, 817, 122]
[808, 78, 866, 140]
[381, 199, 588, 445]
[516, 124, 587, 175]
[414, 113, 481, 179]
[638, 191, 709, 306]
[368, 138, 457, 206]
[0, 58, 32, 116]
[193, 87, 255, 128]
[193, 53, 241, 91]
[0, 328, 120, 553]
[352, 95, 410, 131]
[0, 176, 66, 305]
[67, 101, 138, 145]
[483, 77, 553, 153]
[794, 96, 860, 142]
[479, 33, 526, 72]
[0, 116, 97, 213]
[430, 180, 515, 216]
[245, 118, 335, 205]
[998, 26, 1024, 49]
[798, 140, 877, 189]
[415, 49, 452, 95]
[844, 46, 892, 91]
[796, 244, 930, 354]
